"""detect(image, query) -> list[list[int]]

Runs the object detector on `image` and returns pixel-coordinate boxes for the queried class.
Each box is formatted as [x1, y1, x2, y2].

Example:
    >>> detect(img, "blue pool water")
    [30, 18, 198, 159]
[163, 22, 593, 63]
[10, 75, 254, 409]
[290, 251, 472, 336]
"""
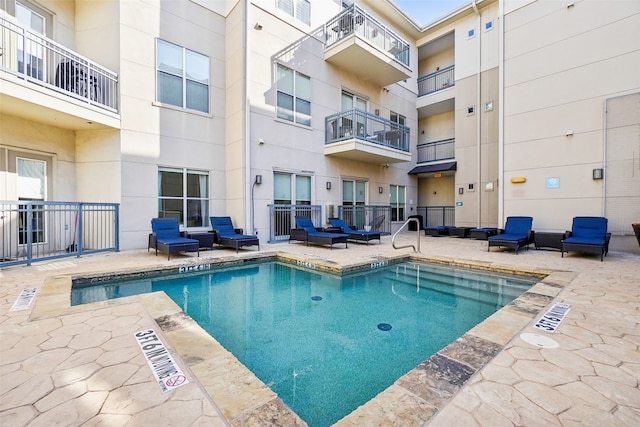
[72, 261, 536, 426]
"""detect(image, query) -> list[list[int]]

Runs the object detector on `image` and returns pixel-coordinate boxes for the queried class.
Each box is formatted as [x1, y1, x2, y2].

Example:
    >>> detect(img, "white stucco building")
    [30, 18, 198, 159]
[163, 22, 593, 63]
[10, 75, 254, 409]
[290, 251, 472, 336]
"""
[1, 0, 639, 253]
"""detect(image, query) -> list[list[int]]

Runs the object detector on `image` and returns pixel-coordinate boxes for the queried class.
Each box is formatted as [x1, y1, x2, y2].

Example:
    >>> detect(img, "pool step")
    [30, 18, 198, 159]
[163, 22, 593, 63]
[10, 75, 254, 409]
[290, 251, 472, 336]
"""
[381, 265, 530, 304]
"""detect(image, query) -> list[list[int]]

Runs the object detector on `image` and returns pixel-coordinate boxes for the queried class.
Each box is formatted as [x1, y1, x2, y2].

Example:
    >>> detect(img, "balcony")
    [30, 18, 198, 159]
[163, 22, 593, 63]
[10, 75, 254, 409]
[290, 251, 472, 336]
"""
[0, 16, 119, 129]
[409, 139, 456, 176]
[325, 109, 411, 164]
[418, 65, 454, 96]
[324, 4, 411, 87]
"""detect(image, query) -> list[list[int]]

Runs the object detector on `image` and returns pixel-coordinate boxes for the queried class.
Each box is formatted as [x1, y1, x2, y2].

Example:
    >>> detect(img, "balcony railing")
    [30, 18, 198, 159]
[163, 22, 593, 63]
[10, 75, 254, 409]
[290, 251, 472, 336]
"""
[417, 138, 455, 163]
[0, 201, 119, 267]
[417, 65, 454, 96]
[325, 109, 410, 152]
[325, 4, 410, 67]
[0, 16, 118, 113]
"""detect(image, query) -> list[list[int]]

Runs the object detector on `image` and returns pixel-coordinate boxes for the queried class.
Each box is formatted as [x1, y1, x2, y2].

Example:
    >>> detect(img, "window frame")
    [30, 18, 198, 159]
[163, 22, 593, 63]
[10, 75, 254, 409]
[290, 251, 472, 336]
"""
[276, 0, 310, 25]
[158, 167, 210, 228]
[155, 39, 210, 114]
[276, 64, 311, 126]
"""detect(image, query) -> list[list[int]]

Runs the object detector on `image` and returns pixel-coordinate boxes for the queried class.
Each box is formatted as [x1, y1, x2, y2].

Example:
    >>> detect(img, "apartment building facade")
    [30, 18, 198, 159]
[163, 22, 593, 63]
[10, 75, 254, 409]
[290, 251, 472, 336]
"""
[1, 0, 638, 253]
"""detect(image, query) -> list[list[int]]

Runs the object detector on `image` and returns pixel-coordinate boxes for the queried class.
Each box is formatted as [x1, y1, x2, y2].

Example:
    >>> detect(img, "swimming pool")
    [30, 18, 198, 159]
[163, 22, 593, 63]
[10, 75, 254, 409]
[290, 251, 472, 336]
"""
[72, 260, 537, 426]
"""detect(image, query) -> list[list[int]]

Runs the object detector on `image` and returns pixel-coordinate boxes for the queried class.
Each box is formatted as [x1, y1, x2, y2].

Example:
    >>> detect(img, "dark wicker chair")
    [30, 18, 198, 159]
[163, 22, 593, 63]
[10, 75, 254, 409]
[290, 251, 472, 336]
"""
[487, 216, 534, 254]
[210, 216, 259, 253]
[290, 217, 349, 249]
[327, 218, 381, 245]
[148, 218, 199, 260]
[561, 216, 610, 261]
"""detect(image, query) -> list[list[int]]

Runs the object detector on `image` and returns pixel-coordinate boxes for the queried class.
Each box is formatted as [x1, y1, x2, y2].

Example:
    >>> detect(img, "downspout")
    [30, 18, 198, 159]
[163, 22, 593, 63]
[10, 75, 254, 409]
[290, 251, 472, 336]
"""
[243, 0, 252, 233]
[498, 0, 505, 225]
[472, 0, 481, 227]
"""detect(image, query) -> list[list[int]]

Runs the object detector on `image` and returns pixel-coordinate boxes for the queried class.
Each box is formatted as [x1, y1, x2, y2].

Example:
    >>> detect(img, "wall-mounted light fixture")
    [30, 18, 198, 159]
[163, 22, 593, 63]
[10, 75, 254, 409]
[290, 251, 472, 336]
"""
[592, 168, 604, 180]
[378, 186, 384, 194]
[255, 175, 262, 184]
[458, 187, 464, 194]
[326, 181, 332, 190]
[566, 130, 574, 136]
[258, 138, 265, 145]
[375, 109, 380, 115]
[254, 22, 263, 30]
[434, 172, 442, 178]
[511, 177, 526, 184]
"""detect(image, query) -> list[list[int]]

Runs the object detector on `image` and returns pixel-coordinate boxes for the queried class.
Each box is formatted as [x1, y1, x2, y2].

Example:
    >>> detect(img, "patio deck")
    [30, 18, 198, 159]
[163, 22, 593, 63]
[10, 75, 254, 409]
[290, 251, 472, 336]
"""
[1, 233, 639, 426]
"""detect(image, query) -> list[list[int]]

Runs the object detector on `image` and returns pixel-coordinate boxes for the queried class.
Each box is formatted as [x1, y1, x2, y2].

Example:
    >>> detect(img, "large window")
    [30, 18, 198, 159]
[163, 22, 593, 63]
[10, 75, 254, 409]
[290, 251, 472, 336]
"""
[158, 168, 209, 227]
[17, 157, 46, 244]
[390, 185, 406, 222]
[276, 64, 311, 126]
[276, 0, 310, 25]
[156, 39, 210, 113]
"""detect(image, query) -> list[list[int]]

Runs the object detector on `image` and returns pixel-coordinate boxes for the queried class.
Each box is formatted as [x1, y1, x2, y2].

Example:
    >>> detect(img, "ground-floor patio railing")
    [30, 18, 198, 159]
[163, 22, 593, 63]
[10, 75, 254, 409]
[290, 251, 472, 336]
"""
[415, 206, 455, 228]
[268, 204, 323, 243]
[0, 201, 119, 267]
[337, 205, 391, 235]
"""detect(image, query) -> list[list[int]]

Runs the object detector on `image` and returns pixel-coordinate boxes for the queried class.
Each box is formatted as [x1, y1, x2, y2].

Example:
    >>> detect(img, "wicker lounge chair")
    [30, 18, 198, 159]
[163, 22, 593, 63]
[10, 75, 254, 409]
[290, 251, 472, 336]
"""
[487, 216, 534, 254]
[327, 218, 381, 244]
[210, 216, 259, 253]
[290, 217, 349, 249]
[561, 216, 610, 261]
[148, 218, 199, 260]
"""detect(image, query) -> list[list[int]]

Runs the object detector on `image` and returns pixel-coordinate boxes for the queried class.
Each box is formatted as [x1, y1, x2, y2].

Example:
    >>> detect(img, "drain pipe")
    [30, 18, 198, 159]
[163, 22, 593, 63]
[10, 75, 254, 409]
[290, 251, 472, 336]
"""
[498, 0, 505, 225]
[472, 0, 481, 228]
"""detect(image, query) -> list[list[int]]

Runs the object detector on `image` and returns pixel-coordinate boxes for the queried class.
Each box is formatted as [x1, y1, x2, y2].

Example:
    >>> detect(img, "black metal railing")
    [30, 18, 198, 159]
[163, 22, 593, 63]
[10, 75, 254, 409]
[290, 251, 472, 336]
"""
[325, 109, 410, 152]
[325, 3, 410, 66]
[417, 65, 455, 96]
[417, 138, 455, 163]
[415, 206, 455, 228]
[337, 205, 391, 235]
[0, 16, 119, 113]
[268, 204, 323, 242]
[0, 201, 119, 267]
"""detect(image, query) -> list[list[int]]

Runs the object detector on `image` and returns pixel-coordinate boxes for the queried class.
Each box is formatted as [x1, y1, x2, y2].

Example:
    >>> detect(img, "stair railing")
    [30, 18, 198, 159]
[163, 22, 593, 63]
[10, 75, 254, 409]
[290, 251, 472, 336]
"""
[392, 217, 421, 253]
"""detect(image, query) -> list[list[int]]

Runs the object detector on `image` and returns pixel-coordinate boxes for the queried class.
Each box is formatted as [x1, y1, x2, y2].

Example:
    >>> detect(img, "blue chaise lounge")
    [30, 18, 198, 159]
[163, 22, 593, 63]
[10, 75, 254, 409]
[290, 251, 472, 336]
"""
[290, 217, 349, 249]
[561, 216, 610, 261]
[149, 218, 199, 260]
[210, 216, 260, 253]
[487, 216, 534, 254]
[328, 218, 381, 245]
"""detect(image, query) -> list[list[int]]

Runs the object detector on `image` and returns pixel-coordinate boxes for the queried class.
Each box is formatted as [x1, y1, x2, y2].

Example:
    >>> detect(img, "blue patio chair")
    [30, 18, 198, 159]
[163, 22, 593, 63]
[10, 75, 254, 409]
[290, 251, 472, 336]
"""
[210, 216, 259, 253]
[561, 216, 610, 261]
[149, 218, 199, 260]
[487, 216, 534, 254]
[290, 216, 349, 249]
[328, 218, 381, 245]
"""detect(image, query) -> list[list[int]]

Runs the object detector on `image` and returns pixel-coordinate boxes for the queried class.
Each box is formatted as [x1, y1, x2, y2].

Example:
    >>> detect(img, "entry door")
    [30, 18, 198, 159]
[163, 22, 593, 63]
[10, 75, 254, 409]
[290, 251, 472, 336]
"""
[16, 2, 46, 80]
[342, 180, 366, 228]
[17, 158, 46, 245]
[341, 91, 367, 137]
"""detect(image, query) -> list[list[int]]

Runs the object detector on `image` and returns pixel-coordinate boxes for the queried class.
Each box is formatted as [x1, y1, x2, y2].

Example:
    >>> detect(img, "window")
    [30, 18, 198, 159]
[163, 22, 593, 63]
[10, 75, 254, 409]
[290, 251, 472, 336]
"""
[16, 2, 47, 80]
[390, 111, 406, 126]
[485, 21, 493, 31]
[468, 28, 475, 38]
[156, 39, 210, 113]
[17, 158, 46, 244]
[342, 91, 367, 136]
[276, 64, 311, 126]
[158, 168, 209, 227]
[390, 185, 406, 222]
[276, 0, 310, 25]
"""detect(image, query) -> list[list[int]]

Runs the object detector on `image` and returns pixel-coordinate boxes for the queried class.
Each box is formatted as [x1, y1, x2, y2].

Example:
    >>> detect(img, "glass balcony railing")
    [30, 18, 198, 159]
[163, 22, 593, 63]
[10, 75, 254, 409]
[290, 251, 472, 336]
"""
[0, 16, 118, 113]
[417, 138, 455, 163]
[325, 4, 410, 67]
[325, 109, 410, 152]
[417, 65, 455, 96]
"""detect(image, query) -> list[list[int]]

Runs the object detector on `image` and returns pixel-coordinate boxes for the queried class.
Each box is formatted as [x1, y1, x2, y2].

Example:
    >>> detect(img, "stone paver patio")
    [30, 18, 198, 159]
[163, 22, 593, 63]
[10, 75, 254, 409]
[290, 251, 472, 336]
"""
[1, 233, 639, 426]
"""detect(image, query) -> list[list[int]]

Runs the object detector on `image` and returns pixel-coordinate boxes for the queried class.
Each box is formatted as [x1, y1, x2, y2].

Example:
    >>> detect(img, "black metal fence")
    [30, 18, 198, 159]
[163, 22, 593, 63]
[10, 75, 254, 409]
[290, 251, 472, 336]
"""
[0, 201, 119, 267]
[337, 205, 391, 234]
[415, 206, 455, 228]
[268, 204, 323, 242]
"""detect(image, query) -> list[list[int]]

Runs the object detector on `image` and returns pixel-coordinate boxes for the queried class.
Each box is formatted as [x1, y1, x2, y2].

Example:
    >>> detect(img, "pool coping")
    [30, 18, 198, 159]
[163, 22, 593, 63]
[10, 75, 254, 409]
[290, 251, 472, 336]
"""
[31, 251, 573, 426]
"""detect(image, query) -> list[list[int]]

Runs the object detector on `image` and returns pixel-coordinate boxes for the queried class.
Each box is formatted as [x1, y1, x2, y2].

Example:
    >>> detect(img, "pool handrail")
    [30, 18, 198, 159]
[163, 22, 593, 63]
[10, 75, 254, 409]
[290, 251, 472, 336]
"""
[392, 218, 421, 253]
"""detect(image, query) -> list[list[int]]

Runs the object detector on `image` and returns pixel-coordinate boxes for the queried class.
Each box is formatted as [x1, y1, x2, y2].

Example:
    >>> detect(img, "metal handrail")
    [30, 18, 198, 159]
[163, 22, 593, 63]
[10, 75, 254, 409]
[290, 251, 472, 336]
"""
[392, 217, 421, 253]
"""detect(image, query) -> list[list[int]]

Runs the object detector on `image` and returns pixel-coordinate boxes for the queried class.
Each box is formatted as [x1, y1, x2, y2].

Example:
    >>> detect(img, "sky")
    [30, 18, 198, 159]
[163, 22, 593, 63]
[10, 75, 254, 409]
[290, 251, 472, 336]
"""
[393, 0, 469, 25]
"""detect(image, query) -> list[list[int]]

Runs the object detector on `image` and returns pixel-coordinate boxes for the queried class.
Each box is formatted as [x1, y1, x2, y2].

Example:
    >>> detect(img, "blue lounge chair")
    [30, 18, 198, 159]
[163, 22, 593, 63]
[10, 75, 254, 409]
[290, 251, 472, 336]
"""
[487, 216, 534, 254]
[210, 216, 259, 253]
[149, 218, 199, 260]
[562, 216, 610, 261]
[328, 218, 381, 245]
[290, 216, 349, 249]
